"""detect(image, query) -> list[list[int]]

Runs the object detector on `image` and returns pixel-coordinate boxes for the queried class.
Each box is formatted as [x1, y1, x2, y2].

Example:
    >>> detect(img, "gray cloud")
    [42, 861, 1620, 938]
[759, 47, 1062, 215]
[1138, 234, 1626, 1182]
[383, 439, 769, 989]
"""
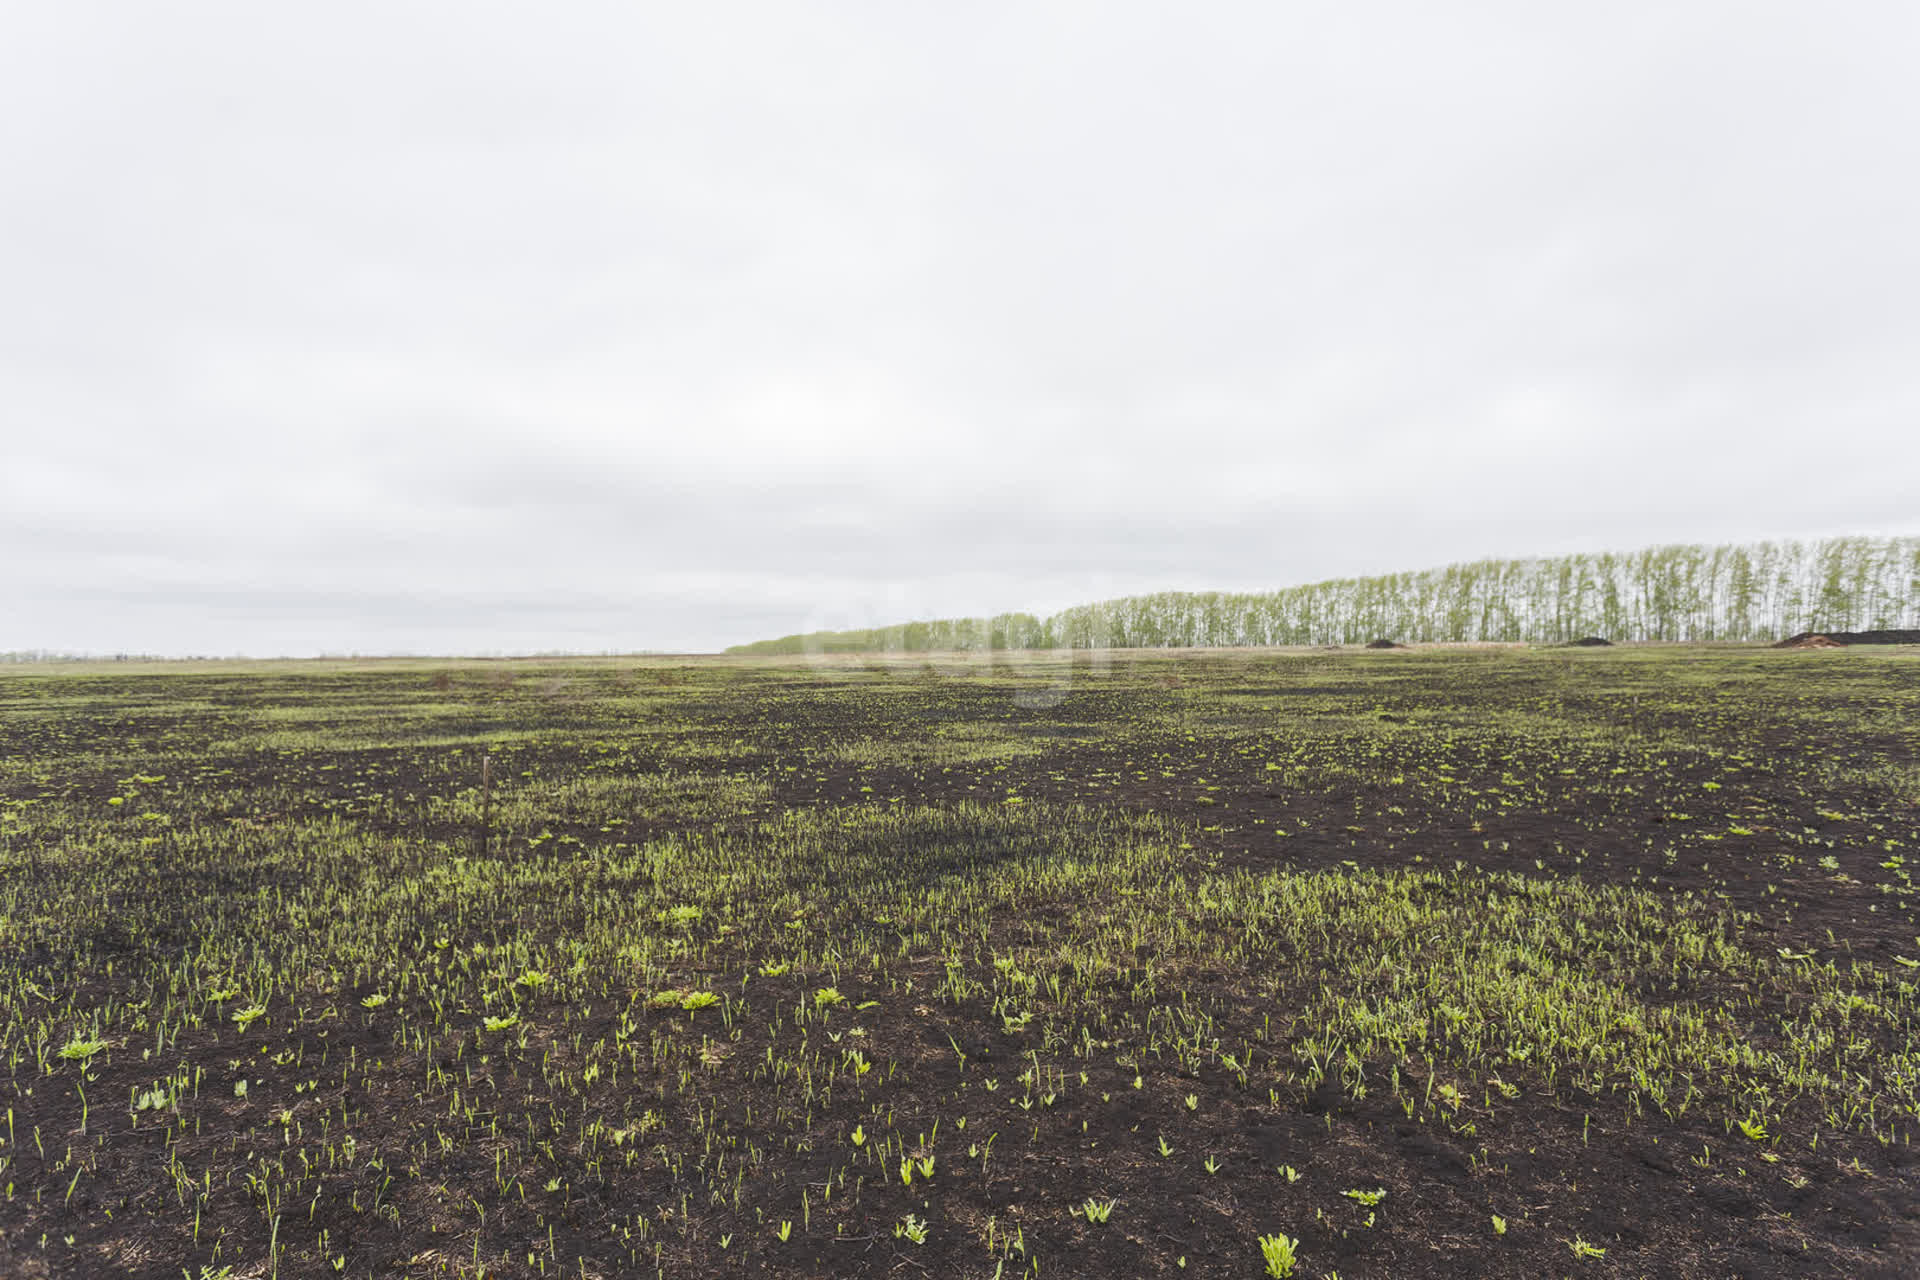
[4, 2, 1916, 655]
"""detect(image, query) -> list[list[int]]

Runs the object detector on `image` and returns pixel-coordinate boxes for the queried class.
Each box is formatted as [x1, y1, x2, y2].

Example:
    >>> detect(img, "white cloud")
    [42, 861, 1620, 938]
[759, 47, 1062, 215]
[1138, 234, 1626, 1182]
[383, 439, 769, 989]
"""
[4, 2, 1916, 654]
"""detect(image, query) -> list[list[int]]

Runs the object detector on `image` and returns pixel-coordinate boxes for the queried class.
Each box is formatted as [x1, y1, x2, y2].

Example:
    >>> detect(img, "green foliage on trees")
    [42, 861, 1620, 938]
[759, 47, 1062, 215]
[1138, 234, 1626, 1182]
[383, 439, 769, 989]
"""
[726, 536, 1920, 654]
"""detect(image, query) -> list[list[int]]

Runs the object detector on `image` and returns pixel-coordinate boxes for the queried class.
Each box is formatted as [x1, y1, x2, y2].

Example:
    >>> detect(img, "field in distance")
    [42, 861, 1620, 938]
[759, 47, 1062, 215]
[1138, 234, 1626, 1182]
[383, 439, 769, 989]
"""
[1, 645, 1917, 1278]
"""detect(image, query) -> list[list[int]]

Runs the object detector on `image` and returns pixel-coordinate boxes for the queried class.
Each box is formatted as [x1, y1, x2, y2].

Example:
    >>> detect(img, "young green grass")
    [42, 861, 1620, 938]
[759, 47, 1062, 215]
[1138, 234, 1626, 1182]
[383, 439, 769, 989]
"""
[2, 647, 1915, 1277]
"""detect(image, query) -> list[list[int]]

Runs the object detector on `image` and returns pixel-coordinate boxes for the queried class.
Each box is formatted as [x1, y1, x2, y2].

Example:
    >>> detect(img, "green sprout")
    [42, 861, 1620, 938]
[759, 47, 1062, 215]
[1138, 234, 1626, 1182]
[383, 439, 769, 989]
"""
[1075, 1197, 1115, 1223]
[58, 1037, 108, 1064]
[1258, 1232, 1300, 1278]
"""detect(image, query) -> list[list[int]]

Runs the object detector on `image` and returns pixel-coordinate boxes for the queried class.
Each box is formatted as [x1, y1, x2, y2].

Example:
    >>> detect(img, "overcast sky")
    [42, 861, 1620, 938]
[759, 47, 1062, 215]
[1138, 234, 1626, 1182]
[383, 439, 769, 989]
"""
[4, 3, 1916, 656]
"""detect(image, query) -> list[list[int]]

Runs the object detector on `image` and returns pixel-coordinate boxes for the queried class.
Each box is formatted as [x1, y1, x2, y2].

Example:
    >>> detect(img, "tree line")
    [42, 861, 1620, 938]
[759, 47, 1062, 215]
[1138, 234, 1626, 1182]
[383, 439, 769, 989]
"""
[727, 535, 1920, 654]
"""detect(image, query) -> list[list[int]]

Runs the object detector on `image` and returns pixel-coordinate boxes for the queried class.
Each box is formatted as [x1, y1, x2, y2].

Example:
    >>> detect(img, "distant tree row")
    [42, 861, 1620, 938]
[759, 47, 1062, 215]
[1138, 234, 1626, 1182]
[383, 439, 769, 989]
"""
[726, 535, 1920, 654]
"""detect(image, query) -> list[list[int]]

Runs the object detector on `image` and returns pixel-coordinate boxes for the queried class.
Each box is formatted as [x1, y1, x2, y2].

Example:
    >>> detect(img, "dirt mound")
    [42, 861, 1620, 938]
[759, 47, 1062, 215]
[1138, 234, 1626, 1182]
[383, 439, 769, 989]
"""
[1571, 636, 1612, 647]
[1824, 629, 1920, 645]
[1774, 629, 1920, 648]
[1364, 638, 1404, 649]
[1774, 633, 1846, 649]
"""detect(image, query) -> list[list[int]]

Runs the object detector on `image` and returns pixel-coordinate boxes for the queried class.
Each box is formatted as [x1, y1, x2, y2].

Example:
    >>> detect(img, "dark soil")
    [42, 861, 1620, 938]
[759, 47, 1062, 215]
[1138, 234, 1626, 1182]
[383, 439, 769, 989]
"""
[1824, 630, 1920, 646]
[2, 649, 1918, 1278]
[1570, 636, 1612, 647]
